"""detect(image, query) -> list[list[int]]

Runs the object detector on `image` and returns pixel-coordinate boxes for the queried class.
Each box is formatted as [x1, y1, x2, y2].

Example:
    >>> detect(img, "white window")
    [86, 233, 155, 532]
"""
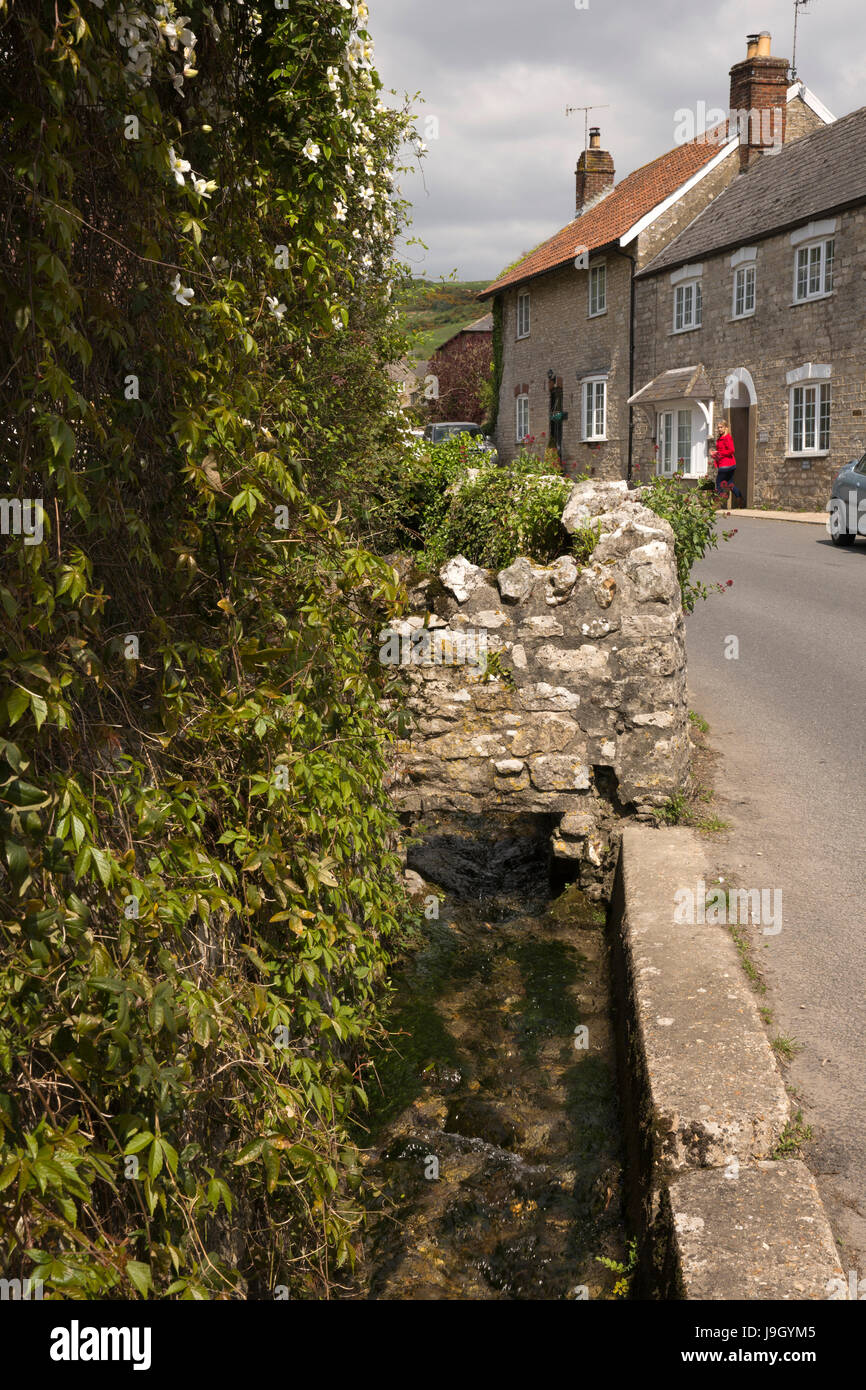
[516, 393, 529, 442]
[733, 264, 756, 318]
[789, 382, 830, 454]
[516, 290, 530, 338]
[589, 263, 606, 316]
[794, 239, 834, 302]
[581, 378, 607, 441]
[673, 279, 702, 332]
[656, 406, 708, 476]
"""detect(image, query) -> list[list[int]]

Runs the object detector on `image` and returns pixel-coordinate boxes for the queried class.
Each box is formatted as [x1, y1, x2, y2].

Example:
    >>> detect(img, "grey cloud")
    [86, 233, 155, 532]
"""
[369, 0, 865, 279]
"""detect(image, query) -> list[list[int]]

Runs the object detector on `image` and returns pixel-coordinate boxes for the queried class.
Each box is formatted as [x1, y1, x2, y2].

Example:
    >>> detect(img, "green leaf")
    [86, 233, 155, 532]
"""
[123, 1132, 154, 1156]
[126, 1261, 152, 1298]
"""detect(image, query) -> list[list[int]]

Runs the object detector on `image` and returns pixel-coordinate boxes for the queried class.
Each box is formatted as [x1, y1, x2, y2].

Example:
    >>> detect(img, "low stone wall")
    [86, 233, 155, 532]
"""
[388, 480, 690, 889]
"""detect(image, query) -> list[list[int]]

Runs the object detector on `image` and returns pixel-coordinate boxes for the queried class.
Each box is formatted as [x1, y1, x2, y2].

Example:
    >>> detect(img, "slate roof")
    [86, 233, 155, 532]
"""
[479, 130, 735, 298]
[628, 365, 714, 407]
[462, 313, 493, 332]
[638, 104, 866, 278]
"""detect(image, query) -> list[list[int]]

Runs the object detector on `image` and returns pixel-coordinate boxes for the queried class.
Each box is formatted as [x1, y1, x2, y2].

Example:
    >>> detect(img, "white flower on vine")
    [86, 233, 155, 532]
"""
[334, 201, 347, 222]
[359, 184, 375, 208]
[192, 176, 215, 198]
[363, 153, 375, 174]
[168, 147, 191, 184]
[303, 139, 320, 163]
[171, 275, 194, 307]
[266, 296, 287, 321]
[345, 163, 354, 181]
[415, 140, 428, 155]
[331, 312, 344, 331]
[327, 66, 341, 91]
[352, 228, 362, 239]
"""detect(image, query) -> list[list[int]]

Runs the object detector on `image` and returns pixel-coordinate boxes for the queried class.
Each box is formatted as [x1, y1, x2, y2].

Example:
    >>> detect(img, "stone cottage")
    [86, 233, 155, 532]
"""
[630, 104, 866, 510]
[479, 32, 833, 485]
[425, 313, 494, 425]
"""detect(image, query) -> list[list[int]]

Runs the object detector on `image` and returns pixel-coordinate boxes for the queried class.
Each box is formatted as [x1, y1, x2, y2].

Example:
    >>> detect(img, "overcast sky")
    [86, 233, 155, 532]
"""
[368, 0, 864, 283]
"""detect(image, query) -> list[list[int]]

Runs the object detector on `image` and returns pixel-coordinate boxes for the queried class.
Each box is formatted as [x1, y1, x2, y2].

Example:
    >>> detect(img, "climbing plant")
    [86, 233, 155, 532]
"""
[0, 0, 419, 1298]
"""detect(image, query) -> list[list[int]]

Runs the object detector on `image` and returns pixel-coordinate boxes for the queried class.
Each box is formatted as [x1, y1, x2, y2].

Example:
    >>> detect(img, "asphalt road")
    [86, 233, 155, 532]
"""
[686, 516, 866, 1280]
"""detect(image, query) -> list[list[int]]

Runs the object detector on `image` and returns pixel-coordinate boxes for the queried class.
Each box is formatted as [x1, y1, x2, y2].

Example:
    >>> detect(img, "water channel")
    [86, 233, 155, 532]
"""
[355, 812, 628, 1300]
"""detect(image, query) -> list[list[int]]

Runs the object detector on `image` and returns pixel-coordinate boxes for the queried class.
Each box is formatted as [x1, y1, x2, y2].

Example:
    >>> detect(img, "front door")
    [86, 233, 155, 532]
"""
[549, 382, 564, 460]
[729, 406, 752, 507]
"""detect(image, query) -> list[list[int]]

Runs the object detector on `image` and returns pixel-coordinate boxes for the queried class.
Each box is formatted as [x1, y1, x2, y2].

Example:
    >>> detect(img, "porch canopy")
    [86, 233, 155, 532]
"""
[628, 365, 713, 422]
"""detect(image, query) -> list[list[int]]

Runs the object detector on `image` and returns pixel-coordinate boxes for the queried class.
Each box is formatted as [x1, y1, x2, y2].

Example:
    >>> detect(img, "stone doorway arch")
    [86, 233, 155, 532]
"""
[723, 368, 758, 506]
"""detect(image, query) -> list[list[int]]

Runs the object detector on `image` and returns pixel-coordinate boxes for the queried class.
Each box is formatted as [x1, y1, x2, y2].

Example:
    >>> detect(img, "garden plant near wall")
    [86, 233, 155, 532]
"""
[0, 0, 420, 1299]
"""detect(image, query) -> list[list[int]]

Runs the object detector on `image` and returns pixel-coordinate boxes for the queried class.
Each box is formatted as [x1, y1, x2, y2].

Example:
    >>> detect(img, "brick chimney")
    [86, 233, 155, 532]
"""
[729, 30, 789, 171]
[575, 128, 615, 215]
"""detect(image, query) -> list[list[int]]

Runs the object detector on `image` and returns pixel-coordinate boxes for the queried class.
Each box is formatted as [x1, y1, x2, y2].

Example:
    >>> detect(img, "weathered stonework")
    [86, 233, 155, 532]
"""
[388, 481, 690, 886]
[632, 200, 866, 509]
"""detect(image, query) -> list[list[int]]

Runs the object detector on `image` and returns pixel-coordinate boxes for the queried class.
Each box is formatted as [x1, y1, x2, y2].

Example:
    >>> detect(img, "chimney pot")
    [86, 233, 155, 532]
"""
[746, 33, 760, 58]
[589, 126, 600, 147]
[756, 31, 772, 57]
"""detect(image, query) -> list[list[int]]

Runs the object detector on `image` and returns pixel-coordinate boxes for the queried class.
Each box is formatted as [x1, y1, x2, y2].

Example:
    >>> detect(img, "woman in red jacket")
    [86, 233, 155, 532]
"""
[710, 419, 742, 514]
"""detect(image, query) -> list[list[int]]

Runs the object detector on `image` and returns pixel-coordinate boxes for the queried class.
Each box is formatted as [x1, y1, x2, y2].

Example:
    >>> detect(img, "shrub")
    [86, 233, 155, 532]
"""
[640, 474, 722, 613]
[0, 0, 417, 1300]
[376, 437, 578, 570]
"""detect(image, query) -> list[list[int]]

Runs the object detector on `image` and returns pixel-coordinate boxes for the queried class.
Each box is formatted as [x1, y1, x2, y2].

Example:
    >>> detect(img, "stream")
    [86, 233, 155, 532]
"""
[355, 812, 627, 1300]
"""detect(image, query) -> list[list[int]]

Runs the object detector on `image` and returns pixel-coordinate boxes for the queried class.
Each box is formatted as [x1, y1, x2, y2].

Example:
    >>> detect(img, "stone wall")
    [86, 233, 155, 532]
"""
[388, 481, 690, 890]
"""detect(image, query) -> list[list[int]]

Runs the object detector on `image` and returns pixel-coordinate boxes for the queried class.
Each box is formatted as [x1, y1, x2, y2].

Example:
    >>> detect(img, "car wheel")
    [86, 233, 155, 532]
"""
[829, 499, 857, 546]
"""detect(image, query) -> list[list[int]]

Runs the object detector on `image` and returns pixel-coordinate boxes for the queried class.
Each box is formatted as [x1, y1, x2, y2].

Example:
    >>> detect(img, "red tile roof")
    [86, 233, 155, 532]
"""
[479, 130, 733, 298]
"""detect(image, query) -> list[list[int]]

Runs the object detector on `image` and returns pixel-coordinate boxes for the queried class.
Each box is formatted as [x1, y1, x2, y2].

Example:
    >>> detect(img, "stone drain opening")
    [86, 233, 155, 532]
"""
[352, 812, 629, 1300]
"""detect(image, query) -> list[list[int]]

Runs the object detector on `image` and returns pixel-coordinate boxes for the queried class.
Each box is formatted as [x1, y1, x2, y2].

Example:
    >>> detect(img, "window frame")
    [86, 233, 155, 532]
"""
[588, 262, 607, 317]
[516, 392, 530, 443]
[581, 376, 607, 442]
[788, 381, 831, 455]
[673, 278, 702, 333]
[516, 290, 531, 339]
[655, 404, 709, 477]
[793, 237, 835, 303]
[732, 263, 756, 319]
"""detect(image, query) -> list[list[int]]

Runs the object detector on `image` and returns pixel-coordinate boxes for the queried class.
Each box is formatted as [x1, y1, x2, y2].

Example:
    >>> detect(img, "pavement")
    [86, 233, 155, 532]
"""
[685, 515, 866, 1282]
[731, 508, 827, 525]
[616, 825, 844, 1300]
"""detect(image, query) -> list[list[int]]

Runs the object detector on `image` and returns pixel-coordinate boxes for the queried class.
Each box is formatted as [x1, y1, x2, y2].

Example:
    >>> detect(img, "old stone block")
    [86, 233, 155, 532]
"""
[529, 755, 591, 791]
[497, 556, 534, 603]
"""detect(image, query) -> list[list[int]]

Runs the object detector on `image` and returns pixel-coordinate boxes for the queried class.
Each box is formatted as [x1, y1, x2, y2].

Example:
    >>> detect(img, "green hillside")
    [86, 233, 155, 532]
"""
[397, 278, 490, 359]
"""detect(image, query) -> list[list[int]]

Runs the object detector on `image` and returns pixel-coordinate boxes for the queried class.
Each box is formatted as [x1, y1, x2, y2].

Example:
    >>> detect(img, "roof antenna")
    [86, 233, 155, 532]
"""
[791, 0, 812, 82]
[566, 103, 611, 152]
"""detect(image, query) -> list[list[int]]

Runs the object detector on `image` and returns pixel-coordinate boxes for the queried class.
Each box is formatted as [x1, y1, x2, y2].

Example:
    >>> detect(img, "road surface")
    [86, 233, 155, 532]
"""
[686, 515, 866, 1283]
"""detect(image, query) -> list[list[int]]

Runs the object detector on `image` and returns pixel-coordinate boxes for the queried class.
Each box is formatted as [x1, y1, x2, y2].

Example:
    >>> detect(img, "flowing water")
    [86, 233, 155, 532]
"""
[355, 813, 627, 1300]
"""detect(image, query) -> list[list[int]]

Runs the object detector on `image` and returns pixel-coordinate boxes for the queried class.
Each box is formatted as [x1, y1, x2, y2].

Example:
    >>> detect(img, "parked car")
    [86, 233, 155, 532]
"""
[827, 452, 866, 545]
[423, 421, 498, 461]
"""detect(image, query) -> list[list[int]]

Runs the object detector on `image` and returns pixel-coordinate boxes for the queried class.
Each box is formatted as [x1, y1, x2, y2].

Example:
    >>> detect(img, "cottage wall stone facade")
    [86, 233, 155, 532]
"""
[632, 204, 866, 507]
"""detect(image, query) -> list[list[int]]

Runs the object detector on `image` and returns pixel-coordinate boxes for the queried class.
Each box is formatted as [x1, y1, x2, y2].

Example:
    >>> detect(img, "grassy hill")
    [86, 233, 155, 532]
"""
[397, 278, 490, 359]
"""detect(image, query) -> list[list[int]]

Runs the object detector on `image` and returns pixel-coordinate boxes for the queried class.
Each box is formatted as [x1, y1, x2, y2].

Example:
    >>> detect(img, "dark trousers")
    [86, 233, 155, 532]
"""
[715, 466, 742, 500]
